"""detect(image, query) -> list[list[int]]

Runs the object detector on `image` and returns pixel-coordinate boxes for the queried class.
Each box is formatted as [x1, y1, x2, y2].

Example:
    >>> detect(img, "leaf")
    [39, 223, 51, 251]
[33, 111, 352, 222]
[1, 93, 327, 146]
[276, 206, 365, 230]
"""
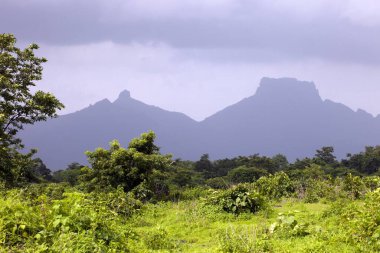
[53, 219, 61, 228]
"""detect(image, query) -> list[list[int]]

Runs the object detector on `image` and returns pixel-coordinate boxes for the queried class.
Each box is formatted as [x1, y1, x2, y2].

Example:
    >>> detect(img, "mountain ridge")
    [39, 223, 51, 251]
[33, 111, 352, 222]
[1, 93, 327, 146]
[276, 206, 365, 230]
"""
[19, 77, 380, 169]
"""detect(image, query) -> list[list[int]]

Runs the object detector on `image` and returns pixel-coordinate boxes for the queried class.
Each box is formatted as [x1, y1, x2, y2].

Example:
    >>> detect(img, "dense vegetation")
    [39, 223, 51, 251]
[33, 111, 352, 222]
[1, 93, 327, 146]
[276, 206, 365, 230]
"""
[1, 33, 380, 252]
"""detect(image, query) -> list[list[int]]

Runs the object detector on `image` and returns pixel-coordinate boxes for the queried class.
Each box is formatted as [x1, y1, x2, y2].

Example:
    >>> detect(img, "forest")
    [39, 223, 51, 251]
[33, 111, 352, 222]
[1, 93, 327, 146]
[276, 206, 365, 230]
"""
[1, 34, 380, 252]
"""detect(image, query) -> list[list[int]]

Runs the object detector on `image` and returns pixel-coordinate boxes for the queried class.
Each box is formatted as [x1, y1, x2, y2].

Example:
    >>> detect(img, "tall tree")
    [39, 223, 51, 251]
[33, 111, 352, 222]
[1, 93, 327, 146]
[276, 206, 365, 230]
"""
[0, 33, 64, 186]
[314, 146, 337, 166]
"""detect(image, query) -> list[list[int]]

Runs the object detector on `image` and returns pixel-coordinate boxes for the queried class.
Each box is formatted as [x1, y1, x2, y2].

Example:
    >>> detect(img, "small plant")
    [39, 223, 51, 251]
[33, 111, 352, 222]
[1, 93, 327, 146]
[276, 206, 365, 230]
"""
[269, 211, 310, 238]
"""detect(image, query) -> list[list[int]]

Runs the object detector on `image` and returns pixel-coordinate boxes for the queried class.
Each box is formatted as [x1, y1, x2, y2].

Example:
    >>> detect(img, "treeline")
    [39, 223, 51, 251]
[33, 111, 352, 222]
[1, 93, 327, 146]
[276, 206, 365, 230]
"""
[19, 140, 379, 200]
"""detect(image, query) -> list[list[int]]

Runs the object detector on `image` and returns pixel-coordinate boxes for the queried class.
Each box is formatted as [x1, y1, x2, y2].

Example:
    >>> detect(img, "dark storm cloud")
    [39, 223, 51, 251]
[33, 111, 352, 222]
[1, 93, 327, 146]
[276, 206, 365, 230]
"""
[1, 0, 380, 64]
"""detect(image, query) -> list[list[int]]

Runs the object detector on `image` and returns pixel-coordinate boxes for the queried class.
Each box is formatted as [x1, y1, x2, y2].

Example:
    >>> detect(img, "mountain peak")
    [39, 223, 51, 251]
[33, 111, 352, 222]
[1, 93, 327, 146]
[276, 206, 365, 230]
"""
[118, 90, 131, 100]
[255, 77, 321, 102]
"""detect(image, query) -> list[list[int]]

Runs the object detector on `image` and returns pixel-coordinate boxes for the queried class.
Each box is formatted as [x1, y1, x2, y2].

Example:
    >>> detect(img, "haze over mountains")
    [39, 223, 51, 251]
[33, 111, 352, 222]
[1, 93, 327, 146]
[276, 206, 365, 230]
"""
[20, 77, 380, 170]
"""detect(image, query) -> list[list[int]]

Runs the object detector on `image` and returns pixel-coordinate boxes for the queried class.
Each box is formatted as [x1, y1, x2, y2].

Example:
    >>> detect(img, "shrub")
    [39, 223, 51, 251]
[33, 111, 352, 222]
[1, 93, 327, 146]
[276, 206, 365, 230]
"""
[302, 178, 339, 203]
[343, 173, 366, 199]
[208, 184, 267, 215]
[342, 188, 380, 250]
[0, 188, 138, 252]
[363, 176, 380, 191]
[255, 172, 294, 199]
[206, 177, 230, 189]
[268, 211, 310, 238]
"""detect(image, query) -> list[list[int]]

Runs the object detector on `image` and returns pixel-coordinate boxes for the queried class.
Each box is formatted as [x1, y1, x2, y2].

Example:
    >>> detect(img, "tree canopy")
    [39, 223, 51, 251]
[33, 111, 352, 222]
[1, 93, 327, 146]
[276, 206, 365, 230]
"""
[0, 33, 64, 186]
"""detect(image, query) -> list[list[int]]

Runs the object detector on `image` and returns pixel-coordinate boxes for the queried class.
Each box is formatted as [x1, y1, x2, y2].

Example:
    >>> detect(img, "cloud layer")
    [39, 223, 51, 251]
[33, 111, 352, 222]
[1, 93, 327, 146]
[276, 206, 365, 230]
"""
[1, 0, 380, 120]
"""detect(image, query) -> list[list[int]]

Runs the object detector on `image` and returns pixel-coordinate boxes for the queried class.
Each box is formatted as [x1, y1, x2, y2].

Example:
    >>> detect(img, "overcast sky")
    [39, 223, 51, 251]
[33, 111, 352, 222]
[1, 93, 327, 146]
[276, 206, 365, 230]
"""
[1, 0, 380, 120]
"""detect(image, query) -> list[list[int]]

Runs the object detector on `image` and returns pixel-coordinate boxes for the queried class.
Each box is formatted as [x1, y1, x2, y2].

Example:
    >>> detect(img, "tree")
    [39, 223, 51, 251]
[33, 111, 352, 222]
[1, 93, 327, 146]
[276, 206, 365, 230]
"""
[79, 131, 172, 193]
[314, 146, 337, 166]
[271, 154, 289, 171]
[194, 153, 218, 178]
[0, 33, 64, 186]
[227, 166, 268, 184]
[31, 158, 53, 181]
[53, 162, 83, 186]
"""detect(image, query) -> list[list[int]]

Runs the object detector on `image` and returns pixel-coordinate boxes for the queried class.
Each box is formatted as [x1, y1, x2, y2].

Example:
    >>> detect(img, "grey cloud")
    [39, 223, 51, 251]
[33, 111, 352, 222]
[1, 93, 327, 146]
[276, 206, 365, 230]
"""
[1, 0, 380, 64]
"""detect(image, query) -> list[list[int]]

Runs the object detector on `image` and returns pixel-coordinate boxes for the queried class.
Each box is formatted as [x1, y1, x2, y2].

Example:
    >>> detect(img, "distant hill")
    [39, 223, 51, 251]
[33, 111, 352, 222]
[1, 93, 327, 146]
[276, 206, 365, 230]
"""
[199, 77, 380, 160]
[20, 77, 380, 169]
[20, 90, 199, 169]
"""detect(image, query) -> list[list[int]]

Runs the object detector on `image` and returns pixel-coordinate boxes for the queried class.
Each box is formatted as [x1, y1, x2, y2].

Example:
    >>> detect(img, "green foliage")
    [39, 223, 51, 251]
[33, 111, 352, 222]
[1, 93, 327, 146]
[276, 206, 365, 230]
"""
[0, 187, 141, 252]
[206, 176, 230, 189]
[343, 173, 366, 199]
[340, 189, 380, 250]
[255, 172, 295, 199]
[343, 146, 380, 174]
[52, 162, 83, 186]
[79, 131, 172, 193]
[0, 34, 64, 187]
[302, 179, 337, 203]
[269, 211, 310, 237]
[208, 184, 267, 214]
[29, 158, 53, 182]
[143, 227, 179, 251]
[227, 166, 268, 184]
[363, 176, 380, 191]
[169, 186, 210, 201]
[217, 226, 272, 253]
[313, 146, 337, 166]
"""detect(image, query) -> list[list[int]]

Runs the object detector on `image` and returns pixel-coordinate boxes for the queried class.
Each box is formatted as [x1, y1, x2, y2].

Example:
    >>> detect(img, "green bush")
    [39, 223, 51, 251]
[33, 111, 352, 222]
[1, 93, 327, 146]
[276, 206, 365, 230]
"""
[268, 211, 310, 238]
[208, 184, 266, 215]
[302, 178, 339, 203]
[342, 188, 380, 250]
[0, 188, 139, 252]
[206, 177, 230, 189]
[343, 173, 366, 199]
[254, 172, 294, 200]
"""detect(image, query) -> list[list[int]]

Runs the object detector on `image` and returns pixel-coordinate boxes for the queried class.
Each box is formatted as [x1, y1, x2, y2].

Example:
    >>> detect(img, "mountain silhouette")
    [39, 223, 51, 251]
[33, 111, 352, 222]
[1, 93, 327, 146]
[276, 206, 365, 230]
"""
[199, 77, 380, 160]
[20, 77, 380, 169]
[20, 89, 199, 169]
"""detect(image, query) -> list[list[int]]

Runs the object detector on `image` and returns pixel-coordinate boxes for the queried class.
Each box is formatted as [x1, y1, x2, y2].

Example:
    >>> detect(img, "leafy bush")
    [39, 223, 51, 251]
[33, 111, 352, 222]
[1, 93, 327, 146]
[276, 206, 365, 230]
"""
[269, 211, 310, 238]
[302, 178, 340, 203]
[342, 188, 380, 250]
[363, 176, 380, 191]
[254, 172, 294, 199]
[19, 183, 68, 201]
[206, 177, 230, 189]
[208, 184, 267, 214]
[0, 188, 140, 252]
[343, 173, 366, 199]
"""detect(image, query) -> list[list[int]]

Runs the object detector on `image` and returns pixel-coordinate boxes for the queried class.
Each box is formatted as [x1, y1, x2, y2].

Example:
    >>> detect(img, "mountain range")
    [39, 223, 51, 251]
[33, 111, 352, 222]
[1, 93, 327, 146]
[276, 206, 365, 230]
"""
[20, 77, 380, 170]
